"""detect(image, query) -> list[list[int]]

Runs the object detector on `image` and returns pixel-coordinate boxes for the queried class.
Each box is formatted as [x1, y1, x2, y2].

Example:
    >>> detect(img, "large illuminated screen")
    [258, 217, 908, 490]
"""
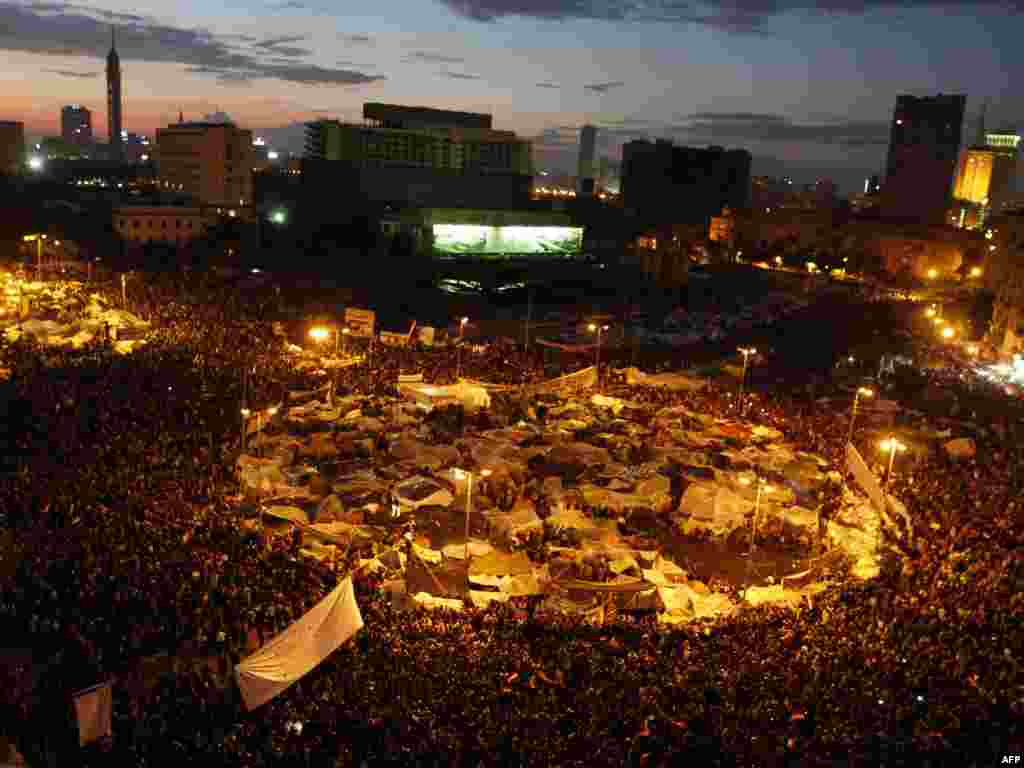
[432, 224, 583, 256]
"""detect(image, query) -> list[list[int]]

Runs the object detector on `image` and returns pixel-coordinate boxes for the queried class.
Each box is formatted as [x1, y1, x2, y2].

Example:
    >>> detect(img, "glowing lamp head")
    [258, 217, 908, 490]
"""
[970, 267, 982, 278]
[28, 156, 43, 171]
[241, 408, 251, 417]
[942, 327, 954, 339]
[879, 437, 906, 453]
[266, 406, 278, 416]
[927, 269, 938, 279]
[309, 326, 329, 342]
[925, 308, 935, 317]
[480, 469, 493, 477]
[967, 345, 978, 355]
[857, 387, 874, 397]
[342, 327, 351, 335]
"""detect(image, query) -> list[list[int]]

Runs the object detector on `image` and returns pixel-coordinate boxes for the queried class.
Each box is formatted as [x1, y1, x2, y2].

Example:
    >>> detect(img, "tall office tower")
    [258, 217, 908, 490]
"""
[881, 93, 966, 225]
[577, 125, 597, 196]
[61, 105, 93, 145]
[621, 139, 751, 226]
[0, 121, 25, 174]
[106, 27, 123, 161]
[155, 121, 253, 206]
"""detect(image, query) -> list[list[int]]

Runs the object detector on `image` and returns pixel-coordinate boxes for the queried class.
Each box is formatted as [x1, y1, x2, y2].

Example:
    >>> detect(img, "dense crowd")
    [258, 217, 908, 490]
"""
[1, 271, 1022, 767]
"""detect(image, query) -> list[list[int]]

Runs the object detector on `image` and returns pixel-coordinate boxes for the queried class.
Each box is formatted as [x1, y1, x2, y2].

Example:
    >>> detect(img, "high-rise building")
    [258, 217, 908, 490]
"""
[303, 103, 533, 208]
[951, 124, 1019, 227]
[155, 121, 253, 207]
[621, 139, 751, 226]
[881, 93, 966, 225]
[0, 121, 25, 174]
[577, 125, 597, 197]
[106, 27, 123, 161]
[61, 105, 93, 146]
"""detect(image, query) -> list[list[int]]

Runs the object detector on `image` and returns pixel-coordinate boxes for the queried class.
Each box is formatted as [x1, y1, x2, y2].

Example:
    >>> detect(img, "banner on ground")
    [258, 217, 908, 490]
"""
[344, 308, 375, 338]
[234, 577, 364, 711]
[529, 365, 597, 396]
[536, 338, 597, 353]
[72, 681, 112, 746]
[846, 442, 886, 513]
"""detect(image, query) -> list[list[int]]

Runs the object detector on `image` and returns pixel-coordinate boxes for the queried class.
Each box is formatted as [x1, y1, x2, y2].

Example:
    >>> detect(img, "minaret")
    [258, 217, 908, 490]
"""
[106, 26, 123, 162]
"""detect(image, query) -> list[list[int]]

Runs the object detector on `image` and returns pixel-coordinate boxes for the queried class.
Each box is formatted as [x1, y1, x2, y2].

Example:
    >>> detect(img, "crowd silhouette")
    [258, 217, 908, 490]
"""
[0, 270, 1021, 767]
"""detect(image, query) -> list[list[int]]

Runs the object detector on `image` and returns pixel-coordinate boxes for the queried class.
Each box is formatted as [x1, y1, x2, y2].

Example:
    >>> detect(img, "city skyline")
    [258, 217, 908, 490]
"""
[0, 0, 1020, 192]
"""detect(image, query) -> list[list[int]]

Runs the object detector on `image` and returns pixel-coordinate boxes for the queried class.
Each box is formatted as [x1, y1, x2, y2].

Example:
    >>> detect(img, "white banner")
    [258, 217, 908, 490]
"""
[235, 577, 363, 711]
[72, 681, 112, 746]
[846, 442, 886, 513]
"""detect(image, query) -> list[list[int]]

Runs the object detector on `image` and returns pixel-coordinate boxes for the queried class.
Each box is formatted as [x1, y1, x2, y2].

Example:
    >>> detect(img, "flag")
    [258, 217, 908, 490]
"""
[235, 577, 363, 711]
[72, 681, 112, 746]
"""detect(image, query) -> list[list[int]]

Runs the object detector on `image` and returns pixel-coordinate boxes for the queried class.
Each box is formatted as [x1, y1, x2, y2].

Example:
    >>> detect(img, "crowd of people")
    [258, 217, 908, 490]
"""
[1, 269, 1022, 767]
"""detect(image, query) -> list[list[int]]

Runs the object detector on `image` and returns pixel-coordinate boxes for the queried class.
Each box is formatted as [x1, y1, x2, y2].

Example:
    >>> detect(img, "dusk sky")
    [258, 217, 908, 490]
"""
[1, 0, 1021, 191]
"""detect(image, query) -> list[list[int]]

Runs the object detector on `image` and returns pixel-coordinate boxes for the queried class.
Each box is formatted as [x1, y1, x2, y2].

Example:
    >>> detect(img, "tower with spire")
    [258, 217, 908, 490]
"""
[106, 26, 123, 162]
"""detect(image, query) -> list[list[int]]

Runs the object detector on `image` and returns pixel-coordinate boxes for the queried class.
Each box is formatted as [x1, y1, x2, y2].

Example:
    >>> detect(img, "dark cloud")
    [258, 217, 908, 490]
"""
[678, 111, 890, 147]
[0, 2, 382, 86]
[584, 80, 624, 92]
[255, 34, 307, 49]
[440, 70, 482, 79]
[271, 0, 307, 9]
[536, 82, 560, 88]
[438, 0, 1022, 32]
[43, 67, 98, 78]
[404, 50, 466, 64]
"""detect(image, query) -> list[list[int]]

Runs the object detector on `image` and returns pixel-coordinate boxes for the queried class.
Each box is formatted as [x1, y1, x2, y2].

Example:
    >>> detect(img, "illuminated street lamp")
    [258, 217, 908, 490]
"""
[969, 267, 983, 278]
[342, 326, 351, 356]
[457, 316, 469, 380]
[877, 437, 906, 549]
[22, 234, 46, 274]
[926, 269, 938, 280]
[925, 307, 935, 318]
[941, 326, 955, 340]
[846, 386, 873, 446]
[241, 408, 251, 453]
[588, 322, 610, 387]
[270, 209, 287, 225]
[737, 347, 757, 415]
[453, 468, 492, 570]
[27, 156, 43, 172]
[308, 325, 338, 355]
[256, 405, 278, 458]
[967, 344, 979, 356]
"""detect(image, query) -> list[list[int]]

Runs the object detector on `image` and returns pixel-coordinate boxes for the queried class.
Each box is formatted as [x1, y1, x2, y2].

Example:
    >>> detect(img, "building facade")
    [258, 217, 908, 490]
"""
[114, 204, 217, 245]
[621, 139, 751, 227]
[881, 93, 966, 226]
[577, 125, 597, 196]
[303, 104, 533, 210]
[0, 121, 25, 174]
[106, 30, 123, 161]
[155, 122, 253, 207]
[61, 105, 93, 146]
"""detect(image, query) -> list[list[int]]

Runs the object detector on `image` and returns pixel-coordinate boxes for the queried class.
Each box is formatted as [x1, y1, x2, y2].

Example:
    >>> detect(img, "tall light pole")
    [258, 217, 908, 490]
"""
[453, 468, 491, 574]
[740, 475, 773, 584]
[588, 322, 609, 387]
[22, 234, 46, 276]
[457, 316, 468, 380]
[846, 386, 873, 446]
[342, 327, 351, 357]
[241, 408, 251, 454]
[737, 347, 757, 416]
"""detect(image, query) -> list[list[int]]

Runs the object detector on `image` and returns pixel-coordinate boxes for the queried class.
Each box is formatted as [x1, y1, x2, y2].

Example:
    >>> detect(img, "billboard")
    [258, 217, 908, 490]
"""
[344, 308, 375, 338]
[432, 224, 583, 256]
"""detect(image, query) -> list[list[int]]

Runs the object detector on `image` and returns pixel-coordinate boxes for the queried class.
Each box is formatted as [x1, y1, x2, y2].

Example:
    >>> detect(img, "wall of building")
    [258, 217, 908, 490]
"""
[114, 206, 212, 245]
[155, 124, 253, 207]
[0, 121, 25, 175]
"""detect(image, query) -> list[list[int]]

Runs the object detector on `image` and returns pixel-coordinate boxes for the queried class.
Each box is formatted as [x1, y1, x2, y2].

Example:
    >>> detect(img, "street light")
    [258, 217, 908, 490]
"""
[740, 475, 773, 583]
[926, 269, 938, 280]
[970, 267, 983, 278]
[22, 234, 46, 274]
[941, 326, 955, 340]
[877, 437, 906, 549]
[241, 408, 251, 453]
[453, 468, 492, 570]
[457, 316, 469, 380]
[846, 386, 873, 446]
[737, 347, 757, 416]
[588, 322, 610, 387]
[967, 344, 979, 356]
